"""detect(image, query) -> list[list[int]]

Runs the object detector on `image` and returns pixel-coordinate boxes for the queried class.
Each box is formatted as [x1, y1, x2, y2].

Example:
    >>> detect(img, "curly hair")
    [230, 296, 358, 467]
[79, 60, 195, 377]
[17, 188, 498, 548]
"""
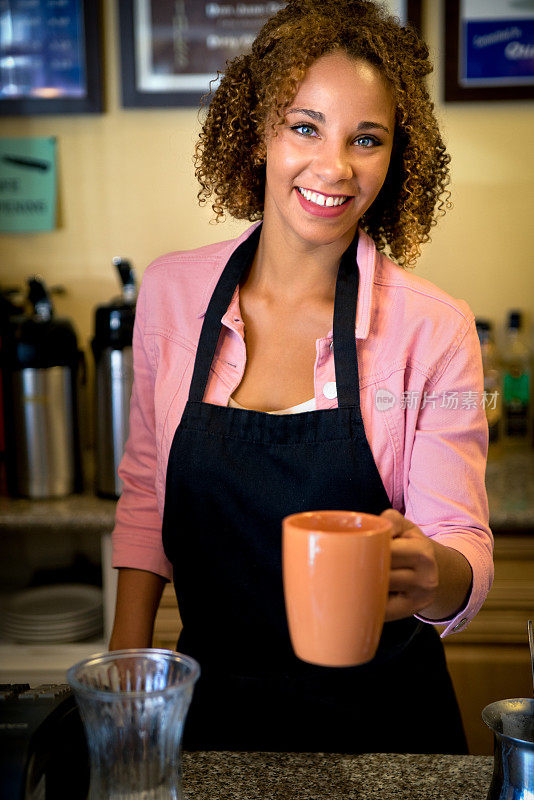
[194, 0, 451, 267]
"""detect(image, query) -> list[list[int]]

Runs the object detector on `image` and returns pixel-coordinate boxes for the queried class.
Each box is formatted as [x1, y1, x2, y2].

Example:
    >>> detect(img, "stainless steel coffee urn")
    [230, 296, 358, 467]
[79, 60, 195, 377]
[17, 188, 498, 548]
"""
[91, 258, 137, 498]
[1, 278, 82, 498]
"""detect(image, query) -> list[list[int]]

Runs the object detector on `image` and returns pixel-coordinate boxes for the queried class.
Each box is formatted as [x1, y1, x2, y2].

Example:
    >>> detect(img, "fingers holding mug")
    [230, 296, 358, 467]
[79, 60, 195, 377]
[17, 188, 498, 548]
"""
[380, 509, 440, 621]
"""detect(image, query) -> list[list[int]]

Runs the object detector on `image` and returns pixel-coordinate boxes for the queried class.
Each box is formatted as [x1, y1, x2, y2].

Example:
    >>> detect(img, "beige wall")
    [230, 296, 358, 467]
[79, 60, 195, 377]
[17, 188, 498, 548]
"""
[418, 1, 534, 351]
[1, 0, 533, 353]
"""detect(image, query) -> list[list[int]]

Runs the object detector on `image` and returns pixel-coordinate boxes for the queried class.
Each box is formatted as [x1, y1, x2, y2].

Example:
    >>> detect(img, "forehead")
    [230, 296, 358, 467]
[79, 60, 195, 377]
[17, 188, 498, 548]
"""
[288, 51, 395, 120]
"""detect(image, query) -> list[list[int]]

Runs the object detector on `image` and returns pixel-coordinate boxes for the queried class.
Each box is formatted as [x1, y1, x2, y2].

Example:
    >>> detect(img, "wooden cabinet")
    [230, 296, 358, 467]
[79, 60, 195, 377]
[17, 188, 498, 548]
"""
[153, 582, 182, 650]
[441, 533, 534, 755]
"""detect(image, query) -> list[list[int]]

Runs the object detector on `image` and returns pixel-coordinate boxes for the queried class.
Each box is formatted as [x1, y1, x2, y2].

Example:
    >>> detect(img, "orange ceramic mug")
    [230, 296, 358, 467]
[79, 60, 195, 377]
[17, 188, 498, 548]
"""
[282, 510, 392, 667]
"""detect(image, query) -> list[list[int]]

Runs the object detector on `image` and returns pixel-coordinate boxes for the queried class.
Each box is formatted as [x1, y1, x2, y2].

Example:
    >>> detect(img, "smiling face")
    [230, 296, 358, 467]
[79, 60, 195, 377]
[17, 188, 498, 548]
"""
[262, 51, 396, 251]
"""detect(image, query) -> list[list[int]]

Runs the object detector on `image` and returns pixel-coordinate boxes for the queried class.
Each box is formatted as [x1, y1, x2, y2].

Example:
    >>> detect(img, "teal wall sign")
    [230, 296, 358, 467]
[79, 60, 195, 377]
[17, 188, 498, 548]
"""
[0, 137, 57, 233]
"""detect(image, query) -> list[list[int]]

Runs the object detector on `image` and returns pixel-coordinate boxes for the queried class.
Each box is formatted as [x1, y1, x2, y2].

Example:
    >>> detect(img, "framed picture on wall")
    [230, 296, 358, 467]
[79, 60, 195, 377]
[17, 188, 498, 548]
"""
[445, 0, 534, 101]
[389, 0, 422, 31]
[0, 0, 102, 116]
[118, 0, 423, 109]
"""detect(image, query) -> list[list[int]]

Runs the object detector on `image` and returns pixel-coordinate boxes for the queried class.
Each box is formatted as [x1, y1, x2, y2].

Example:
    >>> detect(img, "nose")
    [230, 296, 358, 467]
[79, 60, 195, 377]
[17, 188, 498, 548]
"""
[312, 139, 354, 185]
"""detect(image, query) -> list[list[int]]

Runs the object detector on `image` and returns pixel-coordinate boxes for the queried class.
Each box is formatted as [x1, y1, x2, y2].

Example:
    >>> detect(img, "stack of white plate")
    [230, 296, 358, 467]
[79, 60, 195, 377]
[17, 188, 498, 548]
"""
[1, 585, 103, 643]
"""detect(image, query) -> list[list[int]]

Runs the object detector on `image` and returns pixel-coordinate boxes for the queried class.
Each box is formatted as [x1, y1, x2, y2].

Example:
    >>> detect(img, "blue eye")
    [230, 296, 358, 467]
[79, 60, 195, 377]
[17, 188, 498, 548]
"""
[355, 135, 379, 148]
[291, 124, 317, 137]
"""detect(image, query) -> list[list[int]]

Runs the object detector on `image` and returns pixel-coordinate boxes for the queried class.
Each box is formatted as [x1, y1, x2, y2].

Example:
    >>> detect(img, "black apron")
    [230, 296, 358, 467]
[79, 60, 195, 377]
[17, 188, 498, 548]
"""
[162, 225, 467, 754]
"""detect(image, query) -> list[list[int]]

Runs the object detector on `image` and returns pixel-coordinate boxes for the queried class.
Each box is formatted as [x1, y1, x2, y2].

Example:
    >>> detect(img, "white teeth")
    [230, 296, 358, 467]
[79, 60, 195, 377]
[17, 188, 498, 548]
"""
[297, 187, 348, 207]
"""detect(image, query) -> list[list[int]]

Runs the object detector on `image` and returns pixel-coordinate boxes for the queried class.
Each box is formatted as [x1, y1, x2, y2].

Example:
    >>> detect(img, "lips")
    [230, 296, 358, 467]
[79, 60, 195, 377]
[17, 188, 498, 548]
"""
[294, 186, 354, 218]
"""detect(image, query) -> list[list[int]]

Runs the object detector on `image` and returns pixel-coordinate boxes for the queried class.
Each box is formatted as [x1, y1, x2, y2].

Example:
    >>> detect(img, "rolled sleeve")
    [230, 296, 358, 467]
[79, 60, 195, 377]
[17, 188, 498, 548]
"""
[111, 277, 173, 582]
[405, 317, 494, 636]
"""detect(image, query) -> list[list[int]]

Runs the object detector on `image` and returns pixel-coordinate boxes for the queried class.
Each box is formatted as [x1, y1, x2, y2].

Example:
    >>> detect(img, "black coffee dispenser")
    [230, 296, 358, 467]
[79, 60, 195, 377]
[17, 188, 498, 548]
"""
[0, 287, 25, 496]
[91, 258, 137, 498]
[1, 277, 82, 498]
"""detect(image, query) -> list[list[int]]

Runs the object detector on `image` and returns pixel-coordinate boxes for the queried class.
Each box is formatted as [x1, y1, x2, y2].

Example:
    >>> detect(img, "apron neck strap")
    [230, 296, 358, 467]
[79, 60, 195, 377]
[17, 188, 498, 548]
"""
[332, 232, 361, 409]
[188, 224, 361, 411]
[188, 224, 262, 404]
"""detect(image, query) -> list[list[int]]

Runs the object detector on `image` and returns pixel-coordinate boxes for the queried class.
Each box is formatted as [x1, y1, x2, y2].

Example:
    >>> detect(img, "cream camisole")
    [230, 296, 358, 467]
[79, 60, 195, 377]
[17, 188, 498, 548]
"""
[228, 396, 316, 415]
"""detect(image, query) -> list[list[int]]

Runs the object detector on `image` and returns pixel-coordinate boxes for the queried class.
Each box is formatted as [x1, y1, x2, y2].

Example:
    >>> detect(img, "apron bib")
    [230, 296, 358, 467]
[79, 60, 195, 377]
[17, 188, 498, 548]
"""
[162, 225, 466, 754]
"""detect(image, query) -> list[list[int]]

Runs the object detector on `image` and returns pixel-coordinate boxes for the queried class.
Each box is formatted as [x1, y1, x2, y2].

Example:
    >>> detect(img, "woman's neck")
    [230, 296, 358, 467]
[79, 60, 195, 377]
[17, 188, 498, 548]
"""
[242, 217, 357, 306]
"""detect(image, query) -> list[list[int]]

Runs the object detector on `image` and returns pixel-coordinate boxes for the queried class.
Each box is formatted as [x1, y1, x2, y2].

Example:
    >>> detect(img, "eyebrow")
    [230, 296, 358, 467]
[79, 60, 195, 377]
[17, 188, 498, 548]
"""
[286, 107, 391, 135]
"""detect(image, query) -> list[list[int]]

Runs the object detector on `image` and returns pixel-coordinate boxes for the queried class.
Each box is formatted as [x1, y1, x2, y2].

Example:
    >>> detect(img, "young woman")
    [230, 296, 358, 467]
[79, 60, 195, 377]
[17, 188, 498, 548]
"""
[110, 0, 493, 754]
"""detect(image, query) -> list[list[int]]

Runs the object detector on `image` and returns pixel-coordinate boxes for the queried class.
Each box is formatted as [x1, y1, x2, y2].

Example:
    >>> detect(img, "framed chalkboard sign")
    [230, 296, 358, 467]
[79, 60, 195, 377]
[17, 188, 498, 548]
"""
[445, 0, 534, 102]
[0, 0, 102, 116]
[118, 0, 423, 109]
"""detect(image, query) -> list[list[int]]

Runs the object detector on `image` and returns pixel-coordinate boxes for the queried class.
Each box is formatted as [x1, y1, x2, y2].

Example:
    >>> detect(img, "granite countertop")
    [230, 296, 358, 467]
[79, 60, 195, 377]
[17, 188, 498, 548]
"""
[181, 752, 494, 800]
[0, 488, 117, 530]
[0, 445, 532, 532]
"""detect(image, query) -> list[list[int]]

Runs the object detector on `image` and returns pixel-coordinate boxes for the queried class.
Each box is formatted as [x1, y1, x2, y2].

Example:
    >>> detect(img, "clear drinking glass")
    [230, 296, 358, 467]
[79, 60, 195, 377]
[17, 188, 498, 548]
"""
[67, 649, 200, 800]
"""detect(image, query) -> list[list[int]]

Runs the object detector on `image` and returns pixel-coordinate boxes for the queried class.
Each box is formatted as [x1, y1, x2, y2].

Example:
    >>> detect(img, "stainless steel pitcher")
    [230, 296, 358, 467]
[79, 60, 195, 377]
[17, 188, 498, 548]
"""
[10, 366, 76, 497]
[482, 698, 534, 800]
[91, 258, 136, 498]
[94, 346, 133, 496]
[2, 277, 82, 498]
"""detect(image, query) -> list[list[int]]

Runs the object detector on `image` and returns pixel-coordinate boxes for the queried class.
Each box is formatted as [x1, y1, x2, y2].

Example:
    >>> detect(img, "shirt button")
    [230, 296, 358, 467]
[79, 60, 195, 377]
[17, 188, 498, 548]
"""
[323, 381, 337, 399]
[452, 618, 469, 632]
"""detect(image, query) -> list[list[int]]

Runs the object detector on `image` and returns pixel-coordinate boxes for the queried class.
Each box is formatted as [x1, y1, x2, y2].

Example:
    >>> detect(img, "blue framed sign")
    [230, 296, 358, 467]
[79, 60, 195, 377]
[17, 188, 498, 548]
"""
[0, 0, 102, 115]
[445, 0, 534, 101]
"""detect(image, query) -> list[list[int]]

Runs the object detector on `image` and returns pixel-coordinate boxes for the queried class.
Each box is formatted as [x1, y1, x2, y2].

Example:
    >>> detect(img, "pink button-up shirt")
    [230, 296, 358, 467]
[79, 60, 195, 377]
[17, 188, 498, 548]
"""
[113, 222, 493, 637]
